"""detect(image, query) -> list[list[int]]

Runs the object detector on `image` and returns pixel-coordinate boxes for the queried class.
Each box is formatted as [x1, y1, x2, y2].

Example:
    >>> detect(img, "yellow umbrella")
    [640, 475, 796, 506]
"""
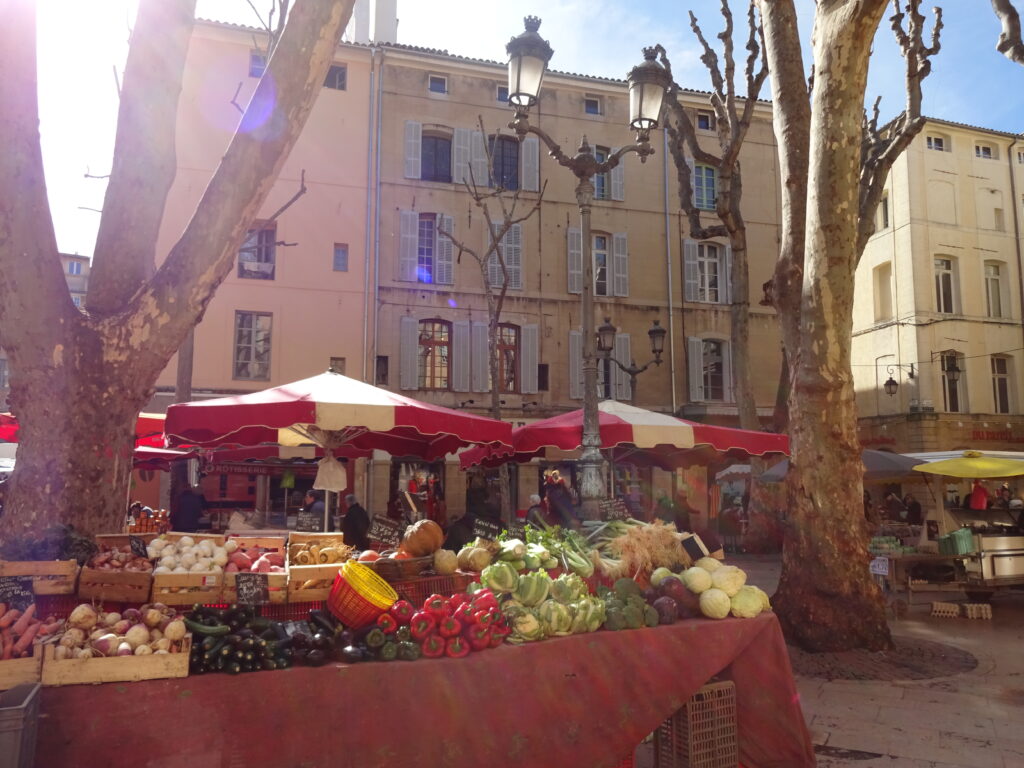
[912, 450, 1024, 479]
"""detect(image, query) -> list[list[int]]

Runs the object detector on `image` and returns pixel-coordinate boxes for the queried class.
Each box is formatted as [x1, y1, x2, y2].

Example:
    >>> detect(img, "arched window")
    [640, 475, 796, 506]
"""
[497, 324, 520, 393]
[417, 320, 451, 390]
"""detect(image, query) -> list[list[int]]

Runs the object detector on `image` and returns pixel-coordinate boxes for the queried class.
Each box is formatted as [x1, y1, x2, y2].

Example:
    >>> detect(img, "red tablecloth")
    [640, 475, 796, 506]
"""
[35, 613, 813, 768]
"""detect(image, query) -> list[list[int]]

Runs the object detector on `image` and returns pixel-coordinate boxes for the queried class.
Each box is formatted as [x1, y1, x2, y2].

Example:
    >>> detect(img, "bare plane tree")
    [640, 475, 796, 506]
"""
[992, 0, 1024, 63]
[438, 118, 545, 522]
[0, 0, 356, 540]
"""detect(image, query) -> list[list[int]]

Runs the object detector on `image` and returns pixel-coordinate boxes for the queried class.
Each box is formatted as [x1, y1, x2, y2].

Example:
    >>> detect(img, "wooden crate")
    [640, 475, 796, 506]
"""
[0, 560, 79, 595]
[287, 563, 344, 602]
[226, 535, 287, 553]
[40, 636, 191, 686]
[0, 644, 42, 691]
[78, 567, 153, 603]
[94, 533, 158, 552]
[162, 532, 226, 547]
[150, 572, 222, 606]
[287, 532, 350, 566]
[222, 570, 288, 604]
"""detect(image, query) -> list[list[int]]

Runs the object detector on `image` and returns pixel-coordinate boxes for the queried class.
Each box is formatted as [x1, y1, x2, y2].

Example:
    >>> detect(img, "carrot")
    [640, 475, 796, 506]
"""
[0, 608, 21, 629]
[12, 623, 40, 655]
[37, 621, 63, 636]
[1, 629, 12, 661]
[0, 603, 6, 617]
[11, 604, 35, 636]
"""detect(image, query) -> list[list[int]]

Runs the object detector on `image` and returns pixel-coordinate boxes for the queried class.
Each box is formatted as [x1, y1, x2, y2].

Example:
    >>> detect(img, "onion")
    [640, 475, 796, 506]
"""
[177, 536, 195, 548]
[180, 553, 197, 569]
[160, 555, 177, 570]
[163, 619, 187, 642]
[150, 538, 166, 552]
[122, 608, 142, 624]
[134, 644, 154, 656]
[104, 612, 122, 627]
[125, 623, 151, 649]
[142, 608, 164, 628]
[211, 550, 228, 567]
[68, 603, 99, 631]
[116, 642, 133, 656]
[189, 562, 208, 573]
[224, 539, 238, 554]
[91, 633, 121, 657]
[76, 648, 96, 659]
[172, 566, 188, 574]
[153, 566, 171, 575]
[151, 638, 171, 652]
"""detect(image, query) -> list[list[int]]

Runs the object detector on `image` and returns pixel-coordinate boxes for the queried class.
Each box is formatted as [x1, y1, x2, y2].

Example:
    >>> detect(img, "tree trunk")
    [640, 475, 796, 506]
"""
[771, 0, 893, 652]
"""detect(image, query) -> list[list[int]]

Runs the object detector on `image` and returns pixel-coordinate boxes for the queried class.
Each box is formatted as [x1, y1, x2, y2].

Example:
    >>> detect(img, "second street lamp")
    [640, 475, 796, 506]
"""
[599, 318, 666, 406]
[506, 17, 670, 520]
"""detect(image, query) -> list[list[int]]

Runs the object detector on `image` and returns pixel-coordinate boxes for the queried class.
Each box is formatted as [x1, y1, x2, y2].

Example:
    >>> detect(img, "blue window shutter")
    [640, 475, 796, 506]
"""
[522, 137, 540, 192]
[614, 333, 631, 401]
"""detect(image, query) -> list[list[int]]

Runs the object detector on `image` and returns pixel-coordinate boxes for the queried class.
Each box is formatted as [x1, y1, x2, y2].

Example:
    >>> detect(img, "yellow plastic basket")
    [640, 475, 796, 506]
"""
[342, 560, 398, 610]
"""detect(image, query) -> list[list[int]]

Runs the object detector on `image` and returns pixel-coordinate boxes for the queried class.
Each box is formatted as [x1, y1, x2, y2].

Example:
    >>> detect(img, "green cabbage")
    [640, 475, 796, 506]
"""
[650, 567, 675, 587]
[508, 610, 545, 643]
[730, 586, 765, 618]
[512, 570, 551, 606]
[710, 565, 747, 597]
[694, 556, 723, 573]
[699, 588, 732, 619]
[481, 561, 519, 594]
[549, 572, 587, 604]
[681, 567, 713, 594]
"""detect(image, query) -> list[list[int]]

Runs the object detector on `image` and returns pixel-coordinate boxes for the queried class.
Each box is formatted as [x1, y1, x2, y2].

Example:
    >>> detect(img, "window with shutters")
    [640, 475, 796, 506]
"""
[417, 214, 438, 283]
[992, 356, 1012, 414]
[249, 51, 266, 78]
[934, 257, 957, 314]
[594, 147, 610, 200]
[422, 131, 453, 182]
[332, 243, 349, 272]
[323, 64, 347, 90]
[402, 211, 453, 285]
[497, 85, 509, 102]
[68, 260, 82, 276]
[985, 261, 1005, 318]
[697, 243, 720, 303]
[594, 234, 609, 296]
[694, 165, 716, 210]
[233, 311, 272, 381]
[487, 223, 522, 289]
[584, 95, 602, 115]
[238, 223, 276, 280]
[497, 324, 520, 393]
[941, 351, 965, 413]
[700, 339, 726, 401]
[490, 136, 519, 190]
[418, 320, 451, 390]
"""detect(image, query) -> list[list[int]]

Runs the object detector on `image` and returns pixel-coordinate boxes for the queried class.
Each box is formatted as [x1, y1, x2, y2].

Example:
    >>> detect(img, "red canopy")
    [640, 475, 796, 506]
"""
[132, 446, 199, 472]
[165, 370, 512, 461]
[0, 411, 166, 447]
[460, 400, 788, 469]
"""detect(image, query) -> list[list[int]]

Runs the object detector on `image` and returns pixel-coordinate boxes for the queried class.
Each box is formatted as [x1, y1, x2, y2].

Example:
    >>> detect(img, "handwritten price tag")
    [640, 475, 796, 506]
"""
[235, 572, 270, 605]
[472, 518, 502, 541]
[368, 516, 403, 550]
[0, 576, 35, 612]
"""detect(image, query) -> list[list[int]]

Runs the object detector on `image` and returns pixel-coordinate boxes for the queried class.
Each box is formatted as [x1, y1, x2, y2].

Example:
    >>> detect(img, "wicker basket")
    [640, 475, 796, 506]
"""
[366, 554, 433, 582]
[326, 561, 398, 628]
[654, 680, 737, 768]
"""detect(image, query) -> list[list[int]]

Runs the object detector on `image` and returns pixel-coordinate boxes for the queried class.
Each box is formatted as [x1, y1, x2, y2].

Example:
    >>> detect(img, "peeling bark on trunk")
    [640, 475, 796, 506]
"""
[770, 0, 893, 652]
[0, 0, 355, 541]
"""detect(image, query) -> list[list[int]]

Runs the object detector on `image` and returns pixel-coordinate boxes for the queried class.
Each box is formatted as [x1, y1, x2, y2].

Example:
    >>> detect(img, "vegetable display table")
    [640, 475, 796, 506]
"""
[35, 613, 813, 768]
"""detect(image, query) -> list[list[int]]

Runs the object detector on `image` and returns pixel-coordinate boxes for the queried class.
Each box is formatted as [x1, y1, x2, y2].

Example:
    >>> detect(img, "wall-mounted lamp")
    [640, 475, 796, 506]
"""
[459, 400, 475, 408]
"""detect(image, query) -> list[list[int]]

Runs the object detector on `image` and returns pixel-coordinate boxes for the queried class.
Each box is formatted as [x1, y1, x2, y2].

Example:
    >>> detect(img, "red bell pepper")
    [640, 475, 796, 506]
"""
[420, 632, 445, 659]
[465, 623, 492, 652]
[448, 592, 472, 609]
[389, 600, 415, 625]
[445, 635, 470, 658]
[470, 591, 498, 613]
[438, 616, 463, 639]
[423, 594, 450, 621]
[489, 625, 509, 648]
[409, 610, 437, 641]
[453, 602, 475, 626]
[472, 609, 495, 627]
[376, 612, 399, 634]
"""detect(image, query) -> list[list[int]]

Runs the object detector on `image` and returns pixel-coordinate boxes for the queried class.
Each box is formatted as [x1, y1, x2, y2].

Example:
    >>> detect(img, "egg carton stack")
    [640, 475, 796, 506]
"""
[961, 603, 993, 620]
[148, 533, 227, 605]
[930, 601, 961, 618]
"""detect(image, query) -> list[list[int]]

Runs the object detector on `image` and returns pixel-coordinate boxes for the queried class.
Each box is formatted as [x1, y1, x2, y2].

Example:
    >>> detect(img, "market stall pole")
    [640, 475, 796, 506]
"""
[34, 613, 813, 768]
[504, 18, 670, 519]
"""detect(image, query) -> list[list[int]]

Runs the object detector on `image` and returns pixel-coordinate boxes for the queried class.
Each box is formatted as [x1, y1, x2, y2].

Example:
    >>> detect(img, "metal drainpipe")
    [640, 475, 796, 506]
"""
[367, 46, 385, 516]
[662, 128, 677, 413]
[361, 46, 377, 382]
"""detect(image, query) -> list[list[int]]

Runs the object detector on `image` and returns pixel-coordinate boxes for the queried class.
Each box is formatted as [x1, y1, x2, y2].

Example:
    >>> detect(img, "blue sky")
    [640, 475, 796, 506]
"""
[37, 0, 1023, 257]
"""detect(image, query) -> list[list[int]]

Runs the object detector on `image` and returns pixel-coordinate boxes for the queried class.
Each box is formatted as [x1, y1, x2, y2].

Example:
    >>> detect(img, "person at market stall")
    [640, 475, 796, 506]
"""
[543, 469, 579, 530]
[171, 484, 207, 532]
[969, 479, 990, 511]
[902, 493, 923, 525]
[342, 493, 370, 551]
[443, 507, 476, 552]
[882, 491, 907, 521]
[525, 493, 546, 525]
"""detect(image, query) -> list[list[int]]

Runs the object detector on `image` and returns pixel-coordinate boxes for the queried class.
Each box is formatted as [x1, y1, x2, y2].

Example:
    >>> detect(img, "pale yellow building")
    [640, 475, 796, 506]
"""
[853, 119, 1024, 452]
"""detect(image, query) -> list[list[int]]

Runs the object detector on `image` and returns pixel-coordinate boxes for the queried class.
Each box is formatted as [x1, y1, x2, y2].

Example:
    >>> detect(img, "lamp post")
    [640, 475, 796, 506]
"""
[597, 318, 666, 405]
[505, 17, 670, 520]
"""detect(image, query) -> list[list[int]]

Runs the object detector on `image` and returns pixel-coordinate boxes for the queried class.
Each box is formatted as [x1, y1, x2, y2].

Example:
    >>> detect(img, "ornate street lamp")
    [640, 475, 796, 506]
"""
[600, 318, 666, 406]
[505, 18, 669, 519]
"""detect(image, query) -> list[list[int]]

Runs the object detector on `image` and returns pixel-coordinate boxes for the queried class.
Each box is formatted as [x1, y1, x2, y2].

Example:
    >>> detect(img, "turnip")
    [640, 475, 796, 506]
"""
[149, 628, 163, 643]
[163, 619, 187, 642]
[172, 566, 188, 574]
[134, 644, 154, 655]
[224, 539, 238, 554]
[153, 649, 170, 655]
[112, 619, 132, 635]
[53, 645, 72, 661]
[116, 642, 134, 656]
[68, 603, 99, 631]
[180, 553, 197, 569]
[60, 628, 86, 647]
[153, 566, 171, 575]
[89, 628, 108, 642]
[189, 562, 208, 573]
[125, 623, 151, 649]
[151, 638, 171, 652]
[103, 611, 122, 627]
[76, 648, 96, 659]
[122, 608, 142, 624]
[91, 633, 121, 657]
[142, 608, 164, 628]
[212, 548, 228, 566]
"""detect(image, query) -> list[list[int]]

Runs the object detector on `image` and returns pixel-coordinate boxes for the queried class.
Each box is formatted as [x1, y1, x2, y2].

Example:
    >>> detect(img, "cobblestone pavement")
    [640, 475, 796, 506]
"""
[733, 554, 1024, 768]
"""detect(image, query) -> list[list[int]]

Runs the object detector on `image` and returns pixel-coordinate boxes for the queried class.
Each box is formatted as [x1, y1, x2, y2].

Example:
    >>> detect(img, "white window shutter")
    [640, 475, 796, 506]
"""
[567, 228, 583, 294]
[436, 214, 454, 285]
[521, 324, 539, 394]
[522, 137, 540, 192]
[404, 121, 422, 179]
[470, 130, 488, 187]
[399, 316, 419, 390]
[399, 210, 418, 281]
[485, 230, 503, 287]
[953, 261, 962, 314]
[452, 320, 471, 392]
[454, 128, 471, 185]
[614, 333, 632, 401]
[612, 232, 629, 297]
[723, 341, 734, 403]
[687, 336, 705, 401]
[471, 322, 489, 392]
[504, 224, 522, 290]
[683, 239, 699, 301]
[569, 330, 583, 400]
[610, 149, 625, 201]
[723, 243, 733, 305]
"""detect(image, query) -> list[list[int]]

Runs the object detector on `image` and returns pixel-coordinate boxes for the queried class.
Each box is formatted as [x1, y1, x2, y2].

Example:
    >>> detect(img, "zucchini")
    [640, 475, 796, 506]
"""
[203, 639, 227, 663]
[185, 617, 230, 636]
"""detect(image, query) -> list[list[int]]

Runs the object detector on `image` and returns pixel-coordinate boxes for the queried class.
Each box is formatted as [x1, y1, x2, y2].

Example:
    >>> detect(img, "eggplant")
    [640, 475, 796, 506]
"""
[291, 632, 311, 650]
[311, 633, 332, 652]
[292, 648, 309, 664]
[339, 645, 363, 664]
[306, 649, 327, 667]
[309, 610, 337, 636]
[337, 630, 354, 648]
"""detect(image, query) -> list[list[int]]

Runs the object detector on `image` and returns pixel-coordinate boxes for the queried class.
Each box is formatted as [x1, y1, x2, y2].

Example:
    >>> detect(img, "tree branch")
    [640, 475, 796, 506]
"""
[992, 0, 1024, 64]
[88, 0, 196, 315]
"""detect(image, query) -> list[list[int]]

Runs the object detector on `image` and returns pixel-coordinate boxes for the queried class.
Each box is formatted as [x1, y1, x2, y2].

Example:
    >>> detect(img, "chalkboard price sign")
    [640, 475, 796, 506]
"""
[234, 572, 270, 605]
[0, 576, 35, 612]
[368, 516, 403, 550]
[507, 521, 527, 541]
[295, 507, 326, 533]
[129, 535, 149, 559]
[600, 499, 630, 521]
[472, 518, 502, 541]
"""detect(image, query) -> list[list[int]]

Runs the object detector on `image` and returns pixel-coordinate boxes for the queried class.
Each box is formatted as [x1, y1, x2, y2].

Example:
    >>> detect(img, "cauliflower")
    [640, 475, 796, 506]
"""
[710, 565, 747, 597]
[730, 586, 764, 618]
[681, 566, 713, 594]
[699, 588, 732, 619]
[694, 556, 723, 573]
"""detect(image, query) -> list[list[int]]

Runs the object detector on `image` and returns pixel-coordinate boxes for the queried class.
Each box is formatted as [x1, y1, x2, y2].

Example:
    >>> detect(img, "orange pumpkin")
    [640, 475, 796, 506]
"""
[399, 519, 444, 557]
